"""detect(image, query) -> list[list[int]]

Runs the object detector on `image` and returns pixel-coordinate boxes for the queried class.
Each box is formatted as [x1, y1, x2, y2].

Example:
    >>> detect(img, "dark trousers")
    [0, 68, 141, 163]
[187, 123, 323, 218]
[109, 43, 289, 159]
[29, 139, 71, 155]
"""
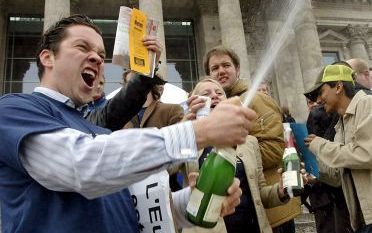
[272, 219, 295, 233]
[313, 202, 353, 233]
[306, 184, 353, 233]
[356, 224, 372, 233]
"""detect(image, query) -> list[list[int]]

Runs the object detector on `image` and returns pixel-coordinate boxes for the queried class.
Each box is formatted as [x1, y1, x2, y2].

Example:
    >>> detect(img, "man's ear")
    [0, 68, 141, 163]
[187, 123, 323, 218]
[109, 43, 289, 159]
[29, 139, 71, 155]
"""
[39, 49, 54, 69]
[336, 81, 343, 94]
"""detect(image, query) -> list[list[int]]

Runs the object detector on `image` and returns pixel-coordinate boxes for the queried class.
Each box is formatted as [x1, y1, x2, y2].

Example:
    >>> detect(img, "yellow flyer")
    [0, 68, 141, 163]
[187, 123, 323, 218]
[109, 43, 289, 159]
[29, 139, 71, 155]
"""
[129, 9, 149, 75]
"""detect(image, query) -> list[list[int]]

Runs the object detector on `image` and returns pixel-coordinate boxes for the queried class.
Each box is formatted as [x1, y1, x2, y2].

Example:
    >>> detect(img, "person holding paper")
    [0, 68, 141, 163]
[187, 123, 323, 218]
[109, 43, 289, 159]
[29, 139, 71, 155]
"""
[85, 35, 162, 131]
[304, 63, 372, 233]
[0, 15, 256, 233]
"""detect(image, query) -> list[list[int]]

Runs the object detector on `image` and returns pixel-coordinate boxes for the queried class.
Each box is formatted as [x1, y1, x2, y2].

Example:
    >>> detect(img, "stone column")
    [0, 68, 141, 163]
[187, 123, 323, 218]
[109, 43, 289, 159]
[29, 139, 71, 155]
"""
[293, 0, 323, 91]
[268, 20, 308, 122]
[347, 24, 369, 61]
[367, 43, 372, 66]
[0, 2, 6, 95]
[139, 0, 167, 79]
[43, 0, 70, 32]
[217, 0, 251, 82]
[196, 1, 220, 75]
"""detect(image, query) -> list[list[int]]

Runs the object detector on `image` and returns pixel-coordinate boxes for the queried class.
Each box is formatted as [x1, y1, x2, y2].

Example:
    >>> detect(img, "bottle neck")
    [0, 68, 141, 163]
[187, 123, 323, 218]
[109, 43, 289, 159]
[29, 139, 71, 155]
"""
[286, 135, 295, 148]
[284, 129, 295, 148]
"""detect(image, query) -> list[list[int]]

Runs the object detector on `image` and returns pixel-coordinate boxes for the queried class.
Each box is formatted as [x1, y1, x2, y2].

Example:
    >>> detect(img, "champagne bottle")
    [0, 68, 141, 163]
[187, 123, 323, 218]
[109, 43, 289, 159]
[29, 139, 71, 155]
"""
[282, 123, 303, 197]
[186, 147, 236, 228]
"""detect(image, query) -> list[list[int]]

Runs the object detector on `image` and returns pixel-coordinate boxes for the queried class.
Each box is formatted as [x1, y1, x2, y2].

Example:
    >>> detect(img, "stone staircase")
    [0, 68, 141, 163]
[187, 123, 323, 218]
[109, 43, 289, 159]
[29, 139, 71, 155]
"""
[295, 206, 316, 233]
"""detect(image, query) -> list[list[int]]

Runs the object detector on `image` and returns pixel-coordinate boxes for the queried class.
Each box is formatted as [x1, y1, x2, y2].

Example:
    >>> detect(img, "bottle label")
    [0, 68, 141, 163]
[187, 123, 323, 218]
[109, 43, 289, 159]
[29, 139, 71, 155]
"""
[283, 170, 299, 187]
[203, 194, 225, 222]
[186, 187, 204, 217]
[283, 147, 297, 159]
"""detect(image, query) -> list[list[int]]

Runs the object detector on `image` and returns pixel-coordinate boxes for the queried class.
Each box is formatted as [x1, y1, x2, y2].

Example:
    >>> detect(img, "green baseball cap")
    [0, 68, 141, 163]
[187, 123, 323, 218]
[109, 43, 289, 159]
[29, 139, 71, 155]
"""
[304, 64, 355, 102]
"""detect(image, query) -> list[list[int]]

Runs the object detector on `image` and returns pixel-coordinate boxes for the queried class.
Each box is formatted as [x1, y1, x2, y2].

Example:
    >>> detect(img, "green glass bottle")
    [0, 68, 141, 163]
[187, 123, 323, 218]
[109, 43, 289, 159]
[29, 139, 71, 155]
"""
[186, 148, 236, 228]
[282, 123, 303, 197]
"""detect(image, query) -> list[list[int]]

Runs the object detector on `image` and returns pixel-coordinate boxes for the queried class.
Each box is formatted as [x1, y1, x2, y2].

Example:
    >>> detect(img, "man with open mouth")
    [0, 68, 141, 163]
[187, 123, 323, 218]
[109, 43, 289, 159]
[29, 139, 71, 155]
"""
[0, 15, 256, 233]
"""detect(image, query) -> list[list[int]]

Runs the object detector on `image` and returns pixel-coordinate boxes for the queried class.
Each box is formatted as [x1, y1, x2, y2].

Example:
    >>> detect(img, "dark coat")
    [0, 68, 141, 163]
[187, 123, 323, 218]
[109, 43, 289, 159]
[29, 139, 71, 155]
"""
[86, 74, 153, 131]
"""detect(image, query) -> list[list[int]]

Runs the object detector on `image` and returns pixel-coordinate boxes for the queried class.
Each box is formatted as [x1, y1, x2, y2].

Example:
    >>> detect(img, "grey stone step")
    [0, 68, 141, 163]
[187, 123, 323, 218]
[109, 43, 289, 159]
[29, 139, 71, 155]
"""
[295, 206, 316, 233]
[295, 212, 315, 223]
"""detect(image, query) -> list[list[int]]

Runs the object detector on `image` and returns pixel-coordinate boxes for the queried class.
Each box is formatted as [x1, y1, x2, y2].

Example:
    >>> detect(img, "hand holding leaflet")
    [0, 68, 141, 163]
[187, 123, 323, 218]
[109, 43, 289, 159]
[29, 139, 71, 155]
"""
[113, 7, 159, 77]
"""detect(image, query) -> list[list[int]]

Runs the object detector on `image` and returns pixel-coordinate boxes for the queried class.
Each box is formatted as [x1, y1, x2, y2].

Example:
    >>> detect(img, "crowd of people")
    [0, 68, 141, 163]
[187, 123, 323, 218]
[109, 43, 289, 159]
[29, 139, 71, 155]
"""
[0, 14, 372, 233]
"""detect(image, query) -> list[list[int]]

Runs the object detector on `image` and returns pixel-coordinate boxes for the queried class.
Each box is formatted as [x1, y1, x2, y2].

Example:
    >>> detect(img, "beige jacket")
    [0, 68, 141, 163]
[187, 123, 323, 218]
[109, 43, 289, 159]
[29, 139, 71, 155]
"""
[228, 79, 301, 227]
[183, 136, 286, 233]
[309, 91, 372, 231]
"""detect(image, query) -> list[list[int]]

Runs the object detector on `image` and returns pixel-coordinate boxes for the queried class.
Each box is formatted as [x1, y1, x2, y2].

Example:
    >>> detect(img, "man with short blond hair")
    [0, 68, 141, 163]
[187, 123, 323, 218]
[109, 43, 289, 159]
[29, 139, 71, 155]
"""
[346, 58, 372, 91]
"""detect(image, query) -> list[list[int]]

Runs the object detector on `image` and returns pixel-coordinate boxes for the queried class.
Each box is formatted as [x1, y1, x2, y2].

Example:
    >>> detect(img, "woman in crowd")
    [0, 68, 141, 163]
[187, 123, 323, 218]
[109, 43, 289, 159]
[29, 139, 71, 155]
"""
[183, 77, 290, 233]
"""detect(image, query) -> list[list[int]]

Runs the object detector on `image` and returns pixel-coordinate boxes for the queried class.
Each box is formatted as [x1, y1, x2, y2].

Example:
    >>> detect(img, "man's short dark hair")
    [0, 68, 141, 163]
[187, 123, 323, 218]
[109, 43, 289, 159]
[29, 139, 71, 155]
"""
[326, 81, 356, 99]
[36, 15, 102, 79]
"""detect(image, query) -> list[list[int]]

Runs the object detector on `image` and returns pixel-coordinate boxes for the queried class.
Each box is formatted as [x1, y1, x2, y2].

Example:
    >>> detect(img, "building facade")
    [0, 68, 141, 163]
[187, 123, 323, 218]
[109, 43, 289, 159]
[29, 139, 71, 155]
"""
[0, 0, 372, 122]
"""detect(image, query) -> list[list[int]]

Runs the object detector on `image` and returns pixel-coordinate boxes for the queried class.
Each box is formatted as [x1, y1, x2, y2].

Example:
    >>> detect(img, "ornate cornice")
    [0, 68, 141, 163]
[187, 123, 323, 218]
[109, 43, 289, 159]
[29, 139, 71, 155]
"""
[347, 24, 369, 41]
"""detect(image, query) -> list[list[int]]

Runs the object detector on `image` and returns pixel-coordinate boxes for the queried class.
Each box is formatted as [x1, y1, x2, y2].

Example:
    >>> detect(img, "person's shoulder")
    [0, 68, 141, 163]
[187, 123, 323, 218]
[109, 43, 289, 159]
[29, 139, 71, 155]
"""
[0, 93, 49, 121]
[158, 101, 183, 110]
[347, 91, 372, 115]
[357, 90, 372, 107]
[0, 93, 35, 107]
[253, 92, 278, 104]
[0, 93, 56, 114]
[250, 92, 281, 113]
[355, 90, 372, 102]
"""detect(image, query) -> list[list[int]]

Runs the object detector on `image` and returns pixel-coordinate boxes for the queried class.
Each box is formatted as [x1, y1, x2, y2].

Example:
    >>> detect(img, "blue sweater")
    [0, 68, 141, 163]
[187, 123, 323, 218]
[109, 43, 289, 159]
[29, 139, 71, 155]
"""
[0, 93, 138, 233]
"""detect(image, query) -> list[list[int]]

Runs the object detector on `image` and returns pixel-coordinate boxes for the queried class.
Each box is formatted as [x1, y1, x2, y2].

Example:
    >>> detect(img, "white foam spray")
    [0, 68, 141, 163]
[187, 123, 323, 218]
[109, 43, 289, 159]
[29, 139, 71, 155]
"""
[242, 0, 306, 107]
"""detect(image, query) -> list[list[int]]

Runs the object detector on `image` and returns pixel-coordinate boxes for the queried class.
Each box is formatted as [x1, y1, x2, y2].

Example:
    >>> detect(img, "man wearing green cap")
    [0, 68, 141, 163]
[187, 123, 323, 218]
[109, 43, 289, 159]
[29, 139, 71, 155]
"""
[304, 64, 372, 233]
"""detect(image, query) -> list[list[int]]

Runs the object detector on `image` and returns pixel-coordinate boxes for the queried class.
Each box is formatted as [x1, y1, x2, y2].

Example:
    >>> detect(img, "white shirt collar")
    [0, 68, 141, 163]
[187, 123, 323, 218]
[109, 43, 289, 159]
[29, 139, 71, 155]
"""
[34, 87, 87, 112]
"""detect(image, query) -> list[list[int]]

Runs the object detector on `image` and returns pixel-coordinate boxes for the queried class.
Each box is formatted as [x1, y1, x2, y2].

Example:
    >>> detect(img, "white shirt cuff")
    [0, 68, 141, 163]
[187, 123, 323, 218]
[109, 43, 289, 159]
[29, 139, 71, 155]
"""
[161, 121, 198, 161]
